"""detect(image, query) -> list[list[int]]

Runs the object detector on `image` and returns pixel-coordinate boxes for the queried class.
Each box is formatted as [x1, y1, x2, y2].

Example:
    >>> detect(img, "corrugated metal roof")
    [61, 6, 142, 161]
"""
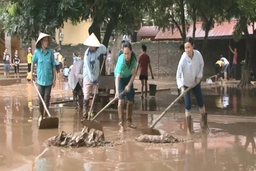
[155, 20, 255, 40]
[137, 26, 159, 37]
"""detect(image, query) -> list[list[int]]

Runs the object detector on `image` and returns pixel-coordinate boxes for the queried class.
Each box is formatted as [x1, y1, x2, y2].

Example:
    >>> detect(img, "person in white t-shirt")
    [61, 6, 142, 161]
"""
[220, 55, 229, 80]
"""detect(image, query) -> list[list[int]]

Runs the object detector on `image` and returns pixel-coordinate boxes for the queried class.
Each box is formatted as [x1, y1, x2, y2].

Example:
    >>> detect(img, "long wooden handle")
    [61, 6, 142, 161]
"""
[149, 87, 192, 128]
[32, 81, 52, 117]
[87, 85, 98, 120]
[91, 90, 126, 121]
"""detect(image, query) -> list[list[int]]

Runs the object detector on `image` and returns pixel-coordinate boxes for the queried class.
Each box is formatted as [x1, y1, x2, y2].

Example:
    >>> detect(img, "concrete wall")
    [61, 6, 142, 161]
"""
[55, 20, 92, 45]
[58, 38, 248, 80]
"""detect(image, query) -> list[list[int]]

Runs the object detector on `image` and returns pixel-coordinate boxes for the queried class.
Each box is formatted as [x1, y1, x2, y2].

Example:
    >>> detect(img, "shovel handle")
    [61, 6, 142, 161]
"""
[91, 90, 126, 121]
[32, 81, 52, 118]
[149, 87, 192, 128]
[87, 85, 98, 120]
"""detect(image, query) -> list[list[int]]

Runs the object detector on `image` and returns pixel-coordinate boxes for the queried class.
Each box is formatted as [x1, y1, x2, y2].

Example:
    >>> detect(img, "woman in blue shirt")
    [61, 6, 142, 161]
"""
[30, 33, 56, 119]
[114, 41, 137, 133]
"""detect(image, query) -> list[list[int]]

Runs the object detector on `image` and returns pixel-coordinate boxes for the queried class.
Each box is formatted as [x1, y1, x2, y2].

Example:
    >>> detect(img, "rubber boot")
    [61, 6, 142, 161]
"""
[73, 90, 78, 109]
[83, 100, 89, 119]
[126, 101, 137, 129]
[200, 113, 209, 132]
[186, 115, 194, 134]
[78, 89, 84, 109]
[118, 101, 125, 133]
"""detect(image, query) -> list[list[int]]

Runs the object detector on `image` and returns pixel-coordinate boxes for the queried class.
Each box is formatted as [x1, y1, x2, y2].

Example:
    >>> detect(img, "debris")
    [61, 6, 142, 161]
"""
[47, 126, 122, 148]
[135, 134, 185, 143]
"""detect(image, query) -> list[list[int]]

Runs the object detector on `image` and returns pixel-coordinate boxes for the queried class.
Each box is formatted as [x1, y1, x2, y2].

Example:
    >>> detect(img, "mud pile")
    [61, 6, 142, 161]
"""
[47, 126, 116, 147]
[135, 134, 185, 143]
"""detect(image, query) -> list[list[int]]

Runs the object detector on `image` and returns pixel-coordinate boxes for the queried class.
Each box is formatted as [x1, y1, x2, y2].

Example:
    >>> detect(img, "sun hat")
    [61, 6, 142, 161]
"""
[83, 33, 101, 47]
[35, 32, 52, 48]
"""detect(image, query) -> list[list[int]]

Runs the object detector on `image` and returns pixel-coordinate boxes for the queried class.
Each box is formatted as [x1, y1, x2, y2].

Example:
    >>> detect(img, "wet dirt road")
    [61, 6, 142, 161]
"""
[0, 81, 255, 171]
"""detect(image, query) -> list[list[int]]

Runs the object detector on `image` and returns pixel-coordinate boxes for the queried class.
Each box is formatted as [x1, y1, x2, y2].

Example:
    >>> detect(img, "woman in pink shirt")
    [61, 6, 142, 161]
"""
[229, 46, 238, 80]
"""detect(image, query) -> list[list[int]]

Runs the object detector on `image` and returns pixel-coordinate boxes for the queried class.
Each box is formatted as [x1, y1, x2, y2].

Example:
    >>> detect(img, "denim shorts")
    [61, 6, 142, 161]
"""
[4, 64, 10, 72]
[116, 75, 134, 101]
[184, 83, 204, 111]
[223, 64, 229, 72]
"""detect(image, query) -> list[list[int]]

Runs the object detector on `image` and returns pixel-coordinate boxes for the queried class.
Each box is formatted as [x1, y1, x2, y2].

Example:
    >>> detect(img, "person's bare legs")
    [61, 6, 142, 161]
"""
[140, 80, 144, 98]
[145, 79, 148, 98]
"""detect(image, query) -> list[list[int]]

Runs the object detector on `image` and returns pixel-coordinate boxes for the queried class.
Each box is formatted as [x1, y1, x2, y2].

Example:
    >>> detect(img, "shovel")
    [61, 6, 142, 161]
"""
[82, 91, 126, 132]
[141, 87, 192, 135]
[32, 81, 59, 129]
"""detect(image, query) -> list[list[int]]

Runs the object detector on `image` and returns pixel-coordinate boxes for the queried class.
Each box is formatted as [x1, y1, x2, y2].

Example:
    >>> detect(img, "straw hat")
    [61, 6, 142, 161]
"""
[83, 33, 101, 47]
[35, 33, 52, 48]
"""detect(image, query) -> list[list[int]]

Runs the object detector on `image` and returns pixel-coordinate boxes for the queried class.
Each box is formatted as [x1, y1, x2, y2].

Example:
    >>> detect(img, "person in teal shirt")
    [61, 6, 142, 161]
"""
[114, 41, 137, 133]
[30, 33, 56, 120]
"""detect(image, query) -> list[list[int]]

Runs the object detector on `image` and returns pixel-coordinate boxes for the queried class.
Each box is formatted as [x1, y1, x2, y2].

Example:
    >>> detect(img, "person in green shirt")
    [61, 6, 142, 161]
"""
[114, 41, 137, 133]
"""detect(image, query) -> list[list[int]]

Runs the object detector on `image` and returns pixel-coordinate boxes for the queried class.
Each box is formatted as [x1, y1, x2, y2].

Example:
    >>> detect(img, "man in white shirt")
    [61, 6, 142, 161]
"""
[220, 55, 229, 80]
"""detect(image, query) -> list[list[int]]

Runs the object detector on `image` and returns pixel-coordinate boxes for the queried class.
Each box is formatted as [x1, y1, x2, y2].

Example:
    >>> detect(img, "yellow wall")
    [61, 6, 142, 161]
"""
[56, 20, 92, 45]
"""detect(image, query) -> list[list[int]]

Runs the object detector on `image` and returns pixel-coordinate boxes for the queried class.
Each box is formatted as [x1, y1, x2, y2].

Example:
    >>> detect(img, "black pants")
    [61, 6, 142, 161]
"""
[28, 63, 31, 72]
[38, 84, 52, 116]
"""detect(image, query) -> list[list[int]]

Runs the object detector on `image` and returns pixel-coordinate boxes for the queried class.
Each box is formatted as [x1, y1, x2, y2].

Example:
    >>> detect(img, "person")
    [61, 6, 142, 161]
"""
[13, 50, 20, 78]
[58, 51, 64, 72]
[27, 47, 33, 73]
[117, 40, 125, 57]
[176, 37, 209, 134]
[54, 49, 61, 78]
[114, 40, 137, 133]
[3, 48, 11, 77]
[106, 50, 112, 75]
[215, 59, 224, 82]
[229, 46, 238, 80]
[73, 52, 79, 64]
[136, 44, 154, 99]
[68, 60, 84, 109]
[220, 55, 229, 80]
[30, 32, 56, 120]
[82, 33, 107, 118]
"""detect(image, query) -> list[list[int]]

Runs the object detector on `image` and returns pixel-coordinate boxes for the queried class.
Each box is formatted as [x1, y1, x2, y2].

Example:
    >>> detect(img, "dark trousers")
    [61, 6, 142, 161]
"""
[28, 63, 31, 72]
[37, 84, 52, 116]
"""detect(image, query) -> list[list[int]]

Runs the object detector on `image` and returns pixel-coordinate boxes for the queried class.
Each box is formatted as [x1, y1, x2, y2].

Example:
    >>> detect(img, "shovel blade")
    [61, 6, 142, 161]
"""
[81, 119, 104, 132]
[38, 117, 59, 129]
[141, 127, 161, 135]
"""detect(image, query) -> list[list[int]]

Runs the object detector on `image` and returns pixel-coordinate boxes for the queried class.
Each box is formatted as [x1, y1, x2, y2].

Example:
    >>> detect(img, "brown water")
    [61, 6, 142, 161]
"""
[0, 82, 255, 171]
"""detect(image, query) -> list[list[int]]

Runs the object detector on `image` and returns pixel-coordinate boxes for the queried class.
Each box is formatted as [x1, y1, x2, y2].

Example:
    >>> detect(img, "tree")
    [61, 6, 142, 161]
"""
[226, 0, 256, 88]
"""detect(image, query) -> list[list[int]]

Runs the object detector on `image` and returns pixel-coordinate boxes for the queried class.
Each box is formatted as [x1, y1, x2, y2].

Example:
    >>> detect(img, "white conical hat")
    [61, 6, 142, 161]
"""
[83, 33, 101, 47]
[35, 32, 52, 48]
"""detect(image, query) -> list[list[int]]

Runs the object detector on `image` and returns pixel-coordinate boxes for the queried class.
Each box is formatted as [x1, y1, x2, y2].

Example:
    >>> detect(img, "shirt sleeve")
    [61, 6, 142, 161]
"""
[32, 50, 38, 64]
[83, 50, 94, 82]
[176, 56, 184, 89]
[51, 51, 56, 67]
[196, 52, 204, 78]
[115, 56, 123, 75]
[75, 61, 83, 79]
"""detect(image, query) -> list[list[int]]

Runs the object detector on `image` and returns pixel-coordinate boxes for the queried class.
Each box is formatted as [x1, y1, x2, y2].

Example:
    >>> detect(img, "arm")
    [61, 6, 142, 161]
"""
[127, 68, 137, 87]
[176, 58, 183, 89]
[229, 46, 235, 54]
[149, 60, 154, 79]
[75, 62, 83, 79]
[115, 74, 121, 94]
[51, 52, 56, 86]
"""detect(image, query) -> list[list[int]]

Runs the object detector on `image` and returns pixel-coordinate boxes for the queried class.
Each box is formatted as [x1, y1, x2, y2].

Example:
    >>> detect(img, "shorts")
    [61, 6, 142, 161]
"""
[117, 75, 134, 101]
[139, 75, 148, 80]
[59, 62, 63, 69]
[223, 64, 229, 72]
[4, 64, 10, 72]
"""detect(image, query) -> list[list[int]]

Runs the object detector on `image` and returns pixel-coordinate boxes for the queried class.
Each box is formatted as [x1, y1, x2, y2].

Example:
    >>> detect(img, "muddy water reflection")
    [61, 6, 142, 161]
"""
[0, 83, 256, 170]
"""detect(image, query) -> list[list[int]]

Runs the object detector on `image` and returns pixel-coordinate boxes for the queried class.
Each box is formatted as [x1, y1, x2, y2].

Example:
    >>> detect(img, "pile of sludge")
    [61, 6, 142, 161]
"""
[135, 134, 185, 143]
[47, 126, 120, 148]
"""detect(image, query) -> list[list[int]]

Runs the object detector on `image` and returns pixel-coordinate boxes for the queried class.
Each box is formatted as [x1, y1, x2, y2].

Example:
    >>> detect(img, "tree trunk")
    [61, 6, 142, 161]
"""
[238, 24, 253, 88]
[88, 20, 101, 42]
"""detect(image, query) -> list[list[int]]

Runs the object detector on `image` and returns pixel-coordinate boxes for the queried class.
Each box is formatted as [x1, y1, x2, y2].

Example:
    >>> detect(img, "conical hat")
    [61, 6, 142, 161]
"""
[35, 32, 52, 48]
[83, 33, 101, 47]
